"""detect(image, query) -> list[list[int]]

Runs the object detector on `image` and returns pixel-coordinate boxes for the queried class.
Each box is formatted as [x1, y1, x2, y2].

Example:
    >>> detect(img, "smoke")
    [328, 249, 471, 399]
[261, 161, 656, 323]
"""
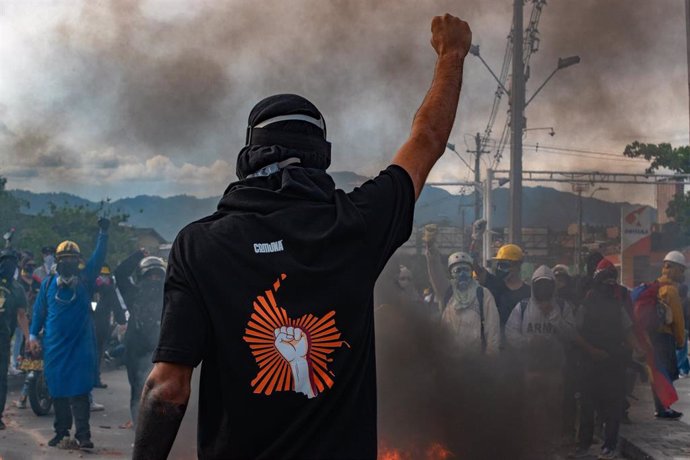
[0, 0, 686, 199]
[374, 270, 560, 460]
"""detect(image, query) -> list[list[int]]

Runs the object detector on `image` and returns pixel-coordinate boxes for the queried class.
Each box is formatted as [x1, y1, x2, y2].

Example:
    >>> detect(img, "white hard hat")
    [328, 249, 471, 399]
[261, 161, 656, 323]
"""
[448, 252, 473, 270]
[664, 251, 687, 268]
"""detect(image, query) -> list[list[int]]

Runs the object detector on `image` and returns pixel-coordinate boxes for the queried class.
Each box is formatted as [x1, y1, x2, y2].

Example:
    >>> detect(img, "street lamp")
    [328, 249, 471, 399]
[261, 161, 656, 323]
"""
[446, 143, 473, 171]
[470, 40, 580, 245]
[526, 56, 580, 107]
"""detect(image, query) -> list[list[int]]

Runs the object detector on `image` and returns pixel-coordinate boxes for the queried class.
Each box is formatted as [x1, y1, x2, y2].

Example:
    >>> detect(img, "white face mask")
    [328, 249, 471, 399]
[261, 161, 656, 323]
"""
[44, 255, 55, 270]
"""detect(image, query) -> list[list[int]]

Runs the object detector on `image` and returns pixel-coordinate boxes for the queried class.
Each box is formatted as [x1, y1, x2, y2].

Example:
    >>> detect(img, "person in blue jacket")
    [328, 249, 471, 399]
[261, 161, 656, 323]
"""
[28, 218, 109, 450]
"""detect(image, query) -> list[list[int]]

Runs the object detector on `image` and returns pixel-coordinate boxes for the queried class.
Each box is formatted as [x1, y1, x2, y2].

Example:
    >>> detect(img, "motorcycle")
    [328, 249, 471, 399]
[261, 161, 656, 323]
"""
[18, 349, 53, 416]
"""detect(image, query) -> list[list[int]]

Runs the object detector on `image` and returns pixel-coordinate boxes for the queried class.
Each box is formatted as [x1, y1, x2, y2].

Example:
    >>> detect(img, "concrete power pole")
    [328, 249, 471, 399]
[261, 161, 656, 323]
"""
[471, 132, 490, 221]
[686, 0, 690, 140]
[509, 0, 525, 244]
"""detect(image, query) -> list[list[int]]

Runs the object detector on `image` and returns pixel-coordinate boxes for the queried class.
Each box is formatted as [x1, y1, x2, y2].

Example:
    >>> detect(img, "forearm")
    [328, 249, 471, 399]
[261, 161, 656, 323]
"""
[85, 232, 109, 281]
[17, 310, 29, 339]
[393, 53, 464, 197]
[116, 250, 145, 279]
[412, 52, 463, 153]
[133, 375, 189, 460]
[425, 246, 450, 300]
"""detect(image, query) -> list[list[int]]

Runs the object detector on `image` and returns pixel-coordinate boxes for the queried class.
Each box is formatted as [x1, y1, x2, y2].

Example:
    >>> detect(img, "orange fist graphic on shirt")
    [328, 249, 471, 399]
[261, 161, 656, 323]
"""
[274, 326, 314, 398]
[243, 274, 349, 398]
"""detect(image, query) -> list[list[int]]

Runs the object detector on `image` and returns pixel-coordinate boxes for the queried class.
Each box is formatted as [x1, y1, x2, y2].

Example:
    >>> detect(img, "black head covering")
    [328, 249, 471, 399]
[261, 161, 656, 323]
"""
[236, 94, 331, 179]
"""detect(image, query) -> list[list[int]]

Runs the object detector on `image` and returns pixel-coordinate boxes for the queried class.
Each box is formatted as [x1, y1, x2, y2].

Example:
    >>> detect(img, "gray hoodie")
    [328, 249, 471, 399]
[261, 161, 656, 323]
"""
[505, 265, 577, 351]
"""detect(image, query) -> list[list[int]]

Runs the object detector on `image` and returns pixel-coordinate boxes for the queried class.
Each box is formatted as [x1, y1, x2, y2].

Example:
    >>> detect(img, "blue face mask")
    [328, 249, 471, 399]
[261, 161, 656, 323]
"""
[450, 266, 473, 291]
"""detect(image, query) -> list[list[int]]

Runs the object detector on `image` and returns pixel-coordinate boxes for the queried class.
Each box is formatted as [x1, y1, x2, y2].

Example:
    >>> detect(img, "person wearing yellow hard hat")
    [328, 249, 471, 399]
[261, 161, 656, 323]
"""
[474, 243, 531, 343]
[28, 217, 110, 450]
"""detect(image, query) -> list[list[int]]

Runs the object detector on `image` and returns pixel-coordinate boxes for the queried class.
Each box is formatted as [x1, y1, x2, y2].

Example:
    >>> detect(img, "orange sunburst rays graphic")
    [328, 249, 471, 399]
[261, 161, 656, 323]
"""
[243, 274, 349, 398]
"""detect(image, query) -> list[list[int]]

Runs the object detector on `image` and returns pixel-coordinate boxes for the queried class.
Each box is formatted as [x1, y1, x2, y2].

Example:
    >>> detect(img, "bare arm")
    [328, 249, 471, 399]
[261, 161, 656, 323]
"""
[17, 308, 29, 341]
[425, 244, 450, 309]
[133, 362, 193, 460]
[392, 14, 471, 199]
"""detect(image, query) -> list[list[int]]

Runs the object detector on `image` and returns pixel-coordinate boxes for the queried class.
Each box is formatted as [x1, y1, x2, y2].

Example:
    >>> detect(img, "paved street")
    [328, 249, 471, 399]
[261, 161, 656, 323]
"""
[619, 375, 690, 460]
[4, 365, 690, 459]
[0, 366, 200, 460]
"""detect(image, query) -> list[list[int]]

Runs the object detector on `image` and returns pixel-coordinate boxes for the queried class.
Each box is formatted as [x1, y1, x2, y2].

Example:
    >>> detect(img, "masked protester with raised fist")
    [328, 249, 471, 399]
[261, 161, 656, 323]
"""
[29, 218, 109, 450]
[133, 13, 472, 460]
[474, 244, 531, 345]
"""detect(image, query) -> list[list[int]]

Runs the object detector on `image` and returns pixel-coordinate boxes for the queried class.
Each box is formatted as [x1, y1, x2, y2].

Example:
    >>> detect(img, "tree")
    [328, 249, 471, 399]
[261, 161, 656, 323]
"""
[624, 141, 690, 240]
[13, 204, 136, 267]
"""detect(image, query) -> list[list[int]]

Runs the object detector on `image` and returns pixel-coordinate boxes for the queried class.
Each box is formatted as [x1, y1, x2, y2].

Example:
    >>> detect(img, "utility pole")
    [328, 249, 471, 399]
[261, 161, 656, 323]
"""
[469, 132, 490, 221]
[686, 0, 690, 140]
[572, 183, 591, 274]
[483, 169, 494, 265]
[509, 0, 525, 245]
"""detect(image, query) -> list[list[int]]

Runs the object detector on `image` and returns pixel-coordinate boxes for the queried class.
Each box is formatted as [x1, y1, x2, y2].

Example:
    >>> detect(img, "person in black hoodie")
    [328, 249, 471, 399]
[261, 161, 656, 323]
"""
[572, 259, 633, 459]
[93, 265, 127, 389]
[114, 250, 166, 427]
[132, 14, 472, 460]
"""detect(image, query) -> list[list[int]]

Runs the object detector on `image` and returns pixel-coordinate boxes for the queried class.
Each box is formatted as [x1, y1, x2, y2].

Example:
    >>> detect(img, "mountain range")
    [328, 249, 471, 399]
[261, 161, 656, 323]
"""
[10, 171, 643, 242]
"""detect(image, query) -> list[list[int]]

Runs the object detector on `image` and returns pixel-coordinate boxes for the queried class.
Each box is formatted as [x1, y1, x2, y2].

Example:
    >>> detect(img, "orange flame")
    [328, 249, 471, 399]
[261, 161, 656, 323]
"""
[426, 442, 454, 460]
[378, 441, 453, 460]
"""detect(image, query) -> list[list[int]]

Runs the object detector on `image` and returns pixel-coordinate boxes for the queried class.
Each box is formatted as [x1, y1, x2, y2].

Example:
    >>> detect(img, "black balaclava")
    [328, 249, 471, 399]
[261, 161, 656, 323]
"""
[533, 278, 555, 302]
[57, 259, 80, 279]
[0, 256, 17, 281]
[236, 94, 331, 180]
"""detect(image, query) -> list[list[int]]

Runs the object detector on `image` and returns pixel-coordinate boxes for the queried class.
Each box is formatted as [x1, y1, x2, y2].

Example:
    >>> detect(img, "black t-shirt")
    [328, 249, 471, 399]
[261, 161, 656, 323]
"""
[483, 272, 531, 328]
[154, 165, 415, 460]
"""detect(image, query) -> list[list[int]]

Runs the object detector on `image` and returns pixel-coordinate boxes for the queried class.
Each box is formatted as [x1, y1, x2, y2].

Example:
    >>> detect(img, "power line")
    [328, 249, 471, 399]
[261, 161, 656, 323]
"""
[523, 143, 643, 159]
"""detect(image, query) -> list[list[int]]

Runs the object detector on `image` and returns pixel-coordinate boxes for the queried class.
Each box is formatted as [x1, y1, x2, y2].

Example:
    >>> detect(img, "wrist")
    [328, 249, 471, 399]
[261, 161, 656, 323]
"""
[437, 50, 465, 61]
[29, 334, 37, 342]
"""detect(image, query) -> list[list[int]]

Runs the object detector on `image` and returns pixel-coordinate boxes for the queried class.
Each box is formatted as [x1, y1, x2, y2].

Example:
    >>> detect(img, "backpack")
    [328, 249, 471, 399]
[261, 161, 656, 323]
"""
[444, 286, 486, 352]
[631, 281, 667, 334]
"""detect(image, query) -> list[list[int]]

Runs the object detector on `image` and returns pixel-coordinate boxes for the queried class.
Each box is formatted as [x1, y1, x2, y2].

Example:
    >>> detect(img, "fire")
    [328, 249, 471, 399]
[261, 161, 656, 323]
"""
[378, 441, 454, 460]
[426, 442, 454, 460]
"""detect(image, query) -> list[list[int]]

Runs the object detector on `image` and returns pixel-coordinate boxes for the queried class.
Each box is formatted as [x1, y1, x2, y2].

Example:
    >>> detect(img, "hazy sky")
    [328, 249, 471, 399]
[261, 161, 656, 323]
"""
[0, 0, 686, 202]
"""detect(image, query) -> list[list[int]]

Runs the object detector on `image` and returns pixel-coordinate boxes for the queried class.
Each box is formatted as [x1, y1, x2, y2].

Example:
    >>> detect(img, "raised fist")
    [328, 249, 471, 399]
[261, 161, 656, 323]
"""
[98, 217, 110, 233]
[430, 14, 472, 58]
[274, 326, 315, 398]
[274, 326, 308, 362]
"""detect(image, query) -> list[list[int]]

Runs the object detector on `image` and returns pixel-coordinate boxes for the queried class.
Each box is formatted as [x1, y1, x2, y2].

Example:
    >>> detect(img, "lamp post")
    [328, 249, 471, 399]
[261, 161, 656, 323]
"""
[470, 33, 580, 245]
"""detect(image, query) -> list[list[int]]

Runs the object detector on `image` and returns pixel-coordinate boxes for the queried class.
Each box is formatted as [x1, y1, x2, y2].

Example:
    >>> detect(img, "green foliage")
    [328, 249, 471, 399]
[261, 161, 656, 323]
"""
[624, 141, 690, 241]
[668, 191, 690, 240]
[0, 179, 137, 266]
[624, 141, 690, 174]
[18, 210, 135, 266]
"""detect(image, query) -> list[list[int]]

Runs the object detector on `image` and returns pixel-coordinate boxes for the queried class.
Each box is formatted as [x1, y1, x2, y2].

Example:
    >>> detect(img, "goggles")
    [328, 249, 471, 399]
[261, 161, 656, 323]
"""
[495, 261, 513, 271]
[449, 265, 472, 278]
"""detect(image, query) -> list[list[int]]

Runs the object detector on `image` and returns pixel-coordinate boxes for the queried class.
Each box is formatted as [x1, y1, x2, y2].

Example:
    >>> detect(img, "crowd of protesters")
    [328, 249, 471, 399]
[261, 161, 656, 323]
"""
[0, 217, 167, 451]
[0, 214, 688, 458]
[378, 223, 688, 460]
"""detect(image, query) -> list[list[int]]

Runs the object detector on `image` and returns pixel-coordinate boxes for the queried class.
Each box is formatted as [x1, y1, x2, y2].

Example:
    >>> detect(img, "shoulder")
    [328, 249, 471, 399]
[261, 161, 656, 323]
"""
[346, 165, 414, 202]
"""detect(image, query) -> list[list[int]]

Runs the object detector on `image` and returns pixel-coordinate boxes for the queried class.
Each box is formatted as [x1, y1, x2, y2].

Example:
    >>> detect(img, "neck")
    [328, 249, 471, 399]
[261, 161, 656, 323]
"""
[504, 274, 522, 289]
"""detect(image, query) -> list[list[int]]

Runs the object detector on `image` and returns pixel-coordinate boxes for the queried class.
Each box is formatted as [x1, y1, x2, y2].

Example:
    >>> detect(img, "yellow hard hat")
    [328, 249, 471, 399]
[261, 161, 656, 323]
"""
[100, 265, 111, 276]
[494, 244, 524, 262]
[56, 240, 81, 259]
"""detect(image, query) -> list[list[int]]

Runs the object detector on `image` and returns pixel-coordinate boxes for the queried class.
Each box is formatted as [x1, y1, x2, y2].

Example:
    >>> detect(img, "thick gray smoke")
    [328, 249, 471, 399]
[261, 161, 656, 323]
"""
[1, 0, 686, 197]
[374, 261, 558, 460]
